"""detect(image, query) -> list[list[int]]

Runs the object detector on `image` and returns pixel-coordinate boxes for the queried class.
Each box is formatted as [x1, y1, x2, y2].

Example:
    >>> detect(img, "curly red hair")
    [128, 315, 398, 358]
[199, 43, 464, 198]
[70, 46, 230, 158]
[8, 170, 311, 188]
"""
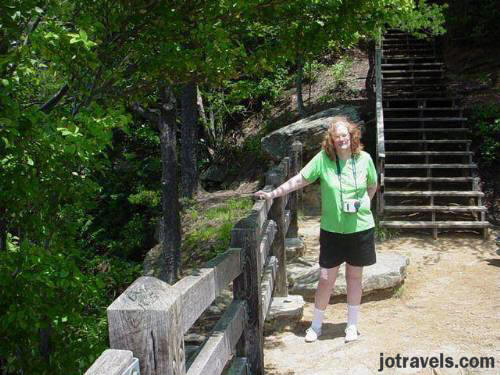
[321, 116, 364, 161]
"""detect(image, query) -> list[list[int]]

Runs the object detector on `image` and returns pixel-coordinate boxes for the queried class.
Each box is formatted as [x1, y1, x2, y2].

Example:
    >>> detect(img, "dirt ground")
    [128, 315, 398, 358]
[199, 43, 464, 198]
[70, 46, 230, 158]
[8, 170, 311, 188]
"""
[264, 216, 500, 374]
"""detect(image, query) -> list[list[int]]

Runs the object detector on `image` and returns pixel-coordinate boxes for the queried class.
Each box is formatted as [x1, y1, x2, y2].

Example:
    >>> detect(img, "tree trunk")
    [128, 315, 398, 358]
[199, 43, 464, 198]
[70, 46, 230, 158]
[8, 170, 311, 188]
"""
[295, 56, 306, 118]
[0, 210, 6, 252]
[366, 40, 376, 103]
[158, 86, 181, 284]
[39, 324, 51, 364]
[196, 85, 207, 124]
[180, 82, 198, 200]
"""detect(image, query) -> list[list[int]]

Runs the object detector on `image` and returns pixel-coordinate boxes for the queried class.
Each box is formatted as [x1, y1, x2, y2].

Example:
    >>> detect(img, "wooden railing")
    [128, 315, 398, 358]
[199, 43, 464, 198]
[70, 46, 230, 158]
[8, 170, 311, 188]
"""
[375, 37, 386, 215]
[85, 141, 304, 375]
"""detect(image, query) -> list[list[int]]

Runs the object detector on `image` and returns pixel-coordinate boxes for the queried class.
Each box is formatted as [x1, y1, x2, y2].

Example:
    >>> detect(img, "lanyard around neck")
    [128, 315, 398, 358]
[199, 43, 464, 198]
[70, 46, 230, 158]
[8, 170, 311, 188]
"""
[335, 155, 360, 204]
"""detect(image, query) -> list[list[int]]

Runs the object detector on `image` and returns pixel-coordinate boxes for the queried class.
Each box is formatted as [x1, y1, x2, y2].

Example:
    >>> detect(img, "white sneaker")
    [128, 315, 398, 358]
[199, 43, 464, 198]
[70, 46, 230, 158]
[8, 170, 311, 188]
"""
[344, 325, 359, 342]
[305, 327, 321, 342]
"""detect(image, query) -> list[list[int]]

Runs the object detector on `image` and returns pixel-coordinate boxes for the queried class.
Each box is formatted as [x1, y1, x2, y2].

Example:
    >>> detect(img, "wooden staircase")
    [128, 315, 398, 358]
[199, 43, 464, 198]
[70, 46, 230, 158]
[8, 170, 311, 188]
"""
[375, 30, 490, 239]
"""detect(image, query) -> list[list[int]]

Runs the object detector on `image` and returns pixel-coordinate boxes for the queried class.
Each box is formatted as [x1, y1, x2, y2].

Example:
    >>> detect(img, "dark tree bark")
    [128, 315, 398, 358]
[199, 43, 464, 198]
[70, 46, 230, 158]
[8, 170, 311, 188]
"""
[180, 82, 198, 199]
[158, 86, 181, 284]
[40, 84, 69, 113]
[295, 56, 306, 118]
[0, 209, 6, 252]
[39, 322, 51, 364]
[366, 40, 376, 103]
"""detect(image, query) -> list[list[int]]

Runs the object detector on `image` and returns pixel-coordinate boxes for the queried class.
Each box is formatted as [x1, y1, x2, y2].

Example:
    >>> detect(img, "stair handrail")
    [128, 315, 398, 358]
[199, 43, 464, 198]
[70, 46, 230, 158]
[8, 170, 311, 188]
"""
[375, 36, 385, 215]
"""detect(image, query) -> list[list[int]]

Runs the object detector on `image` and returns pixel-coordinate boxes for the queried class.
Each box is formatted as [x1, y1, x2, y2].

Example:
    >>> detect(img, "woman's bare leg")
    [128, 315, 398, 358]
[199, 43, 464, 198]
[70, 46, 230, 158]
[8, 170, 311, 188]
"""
[345, 264, 363, 305]
[314, 266, 340, 310]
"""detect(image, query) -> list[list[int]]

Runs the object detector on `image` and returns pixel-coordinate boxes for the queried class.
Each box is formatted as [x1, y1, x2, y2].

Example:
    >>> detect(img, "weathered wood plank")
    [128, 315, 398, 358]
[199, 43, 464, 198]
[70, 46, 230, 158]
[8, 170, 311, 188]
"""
[267, 177, 287, 298]
[385, 151, 472, 155]
[384, 205, 487, 212]
[85, 349, 134, 375]
[259, 220, 277, 274]
[385, 117, 467, 121]
[384, 139, 470, 144]
[186, 300, 247, 375]
[384, 128, 469, 132]
[261, 256, 277, 322]
[250, 194, 272, 239]
[380, 221, 490, 228]
[384, 177, 475, 182]
[175, 248, 242, 334]
[230, 215, 264, 374]
[385, 163, 477, 169]
[384, 191, 484, 197]
[226, 357, 248, 375]
[107, 276, 186, 375]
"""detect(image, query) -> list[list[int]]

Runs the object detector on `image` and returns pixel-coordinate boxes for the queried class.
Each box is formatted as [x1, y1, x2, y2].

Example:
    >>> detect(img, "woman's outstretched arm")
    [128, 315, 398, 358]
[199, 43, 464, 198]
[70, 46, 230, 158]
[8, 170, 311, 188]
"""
[254, 173, 311, 200]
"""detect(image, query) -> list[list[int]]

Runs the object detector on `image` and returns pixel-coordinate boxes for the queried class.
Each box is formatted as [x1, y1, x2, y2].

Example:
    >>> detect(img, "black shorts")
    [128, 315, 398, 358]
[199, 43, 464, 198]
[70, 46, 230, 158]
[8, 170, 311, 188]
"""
[319, 227, 376, 268]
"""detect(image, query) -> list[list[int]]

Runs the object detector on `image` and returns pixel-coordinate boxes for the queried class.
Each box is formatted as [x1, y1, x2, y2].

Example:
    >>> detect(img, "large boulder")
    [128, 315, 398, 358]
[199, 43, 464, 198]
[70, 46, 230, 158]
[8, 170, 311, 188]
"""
[288, 252, 409, 301]
[261, 105, 364, 162]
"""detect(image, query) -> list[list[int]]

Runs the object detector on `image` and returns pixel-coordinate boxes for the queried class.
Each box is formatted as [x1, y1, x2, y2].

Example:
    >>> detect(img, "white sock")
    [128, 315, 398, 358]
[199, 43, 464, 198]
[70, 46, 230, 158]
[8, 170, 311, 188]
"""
[311, 307, 325, 332]
[347, 304, 360, 327]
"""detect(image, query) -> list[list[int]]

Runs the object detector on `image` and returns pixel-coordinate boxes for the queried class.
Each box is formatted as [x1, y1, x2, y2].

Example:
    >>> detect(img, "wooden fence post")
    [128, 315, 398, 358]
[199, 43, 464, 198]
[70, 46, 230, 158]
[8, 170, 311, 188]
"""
[230, 214, 264, 375]
[266, 167, 288, 298]
[288, 141, 303, 238]
[107, 276, 186, 375]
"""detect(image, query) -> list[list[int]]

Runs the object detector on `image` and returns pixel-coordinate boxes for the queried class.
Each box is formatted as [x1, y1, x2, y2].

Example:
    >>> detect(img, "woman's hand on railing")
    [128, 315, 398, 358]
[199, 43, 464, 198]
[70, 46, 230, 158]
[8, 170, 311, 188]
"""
[254, 190, 273, 200]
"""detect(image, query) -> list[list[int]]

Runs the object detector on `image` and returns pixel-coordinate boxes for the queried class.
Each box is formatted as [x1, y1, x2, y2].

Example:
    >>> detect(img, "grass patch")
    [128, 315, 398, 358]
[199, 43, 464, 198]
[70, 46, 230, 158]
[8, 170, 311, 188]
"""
[374, 221, 399, 242]
[393, 284, 405, 299]
[181, 197, 253, 269]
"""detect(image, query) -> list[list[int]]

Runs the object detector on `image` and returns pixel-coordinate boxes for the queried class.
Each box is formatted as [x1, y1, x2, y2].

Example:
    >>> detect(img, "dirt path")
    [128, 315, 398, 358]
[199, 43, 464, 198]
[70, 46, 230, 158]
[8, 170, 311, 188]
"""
[264, 216, 500, 374]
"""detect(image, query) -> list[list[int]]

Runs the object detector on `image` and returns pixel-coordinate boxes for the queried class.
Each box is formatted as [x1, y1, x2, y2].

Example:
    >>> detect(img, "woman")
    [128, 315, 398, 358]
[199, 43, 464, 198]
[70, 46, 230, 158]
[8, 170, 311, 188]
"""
[254, 116, 378, 343]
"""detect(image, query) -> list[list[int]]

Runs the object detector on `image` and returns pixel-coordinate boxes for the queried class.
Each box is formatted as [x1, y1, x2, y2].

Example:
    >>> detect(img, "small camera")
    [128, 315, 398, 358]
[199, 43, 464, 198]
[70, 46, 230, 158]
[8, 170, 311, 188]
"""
[342, 199, 360, 213]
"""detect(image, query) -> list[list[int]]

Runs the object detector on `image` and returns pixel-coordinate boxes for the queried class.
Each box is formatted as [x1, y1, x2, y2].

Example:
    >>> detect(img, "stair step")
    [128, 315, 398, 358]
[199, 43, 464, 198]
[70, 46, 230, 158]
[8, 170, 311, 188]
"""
[384, 128, 469, 132]
[384, 92, 450, 97]
[382, 77, 444, 81]
[383, 48, 434, 52]
[383, 38, 427, 42]
[384, 108, 459, 111]
[383, 71, 444, 75]
[383, 56, 441, 60]
[380, 221, 490, 229]
[385, 117, 467, 121]
[382, 63, 443, 67]
[384, 205, 487, 212]
[382, 42, 432, 46]
[383, 84, 446, 88]
[384, 191, 484, 197]
[383, 97, 458, 102]
[385, 151, 472, 156]
[385, 163, 476, 169]
[384, 177, 475, 182]
[385, 140, 470, 144]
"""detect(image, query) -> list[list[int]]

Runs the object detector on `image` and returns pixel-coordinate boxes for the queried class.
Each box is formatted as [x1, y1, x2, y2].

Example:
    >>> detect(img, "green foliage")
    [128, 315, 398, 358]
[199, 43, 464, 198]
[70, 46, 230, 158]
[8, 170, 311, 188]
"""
[128, 189, 161, 208]
[182, 198, 253, 266]
[469, 104, 500, 166]
[0, 236, 141, 374]
[330, 56, 353, 83]
[303, 60, 326, 84]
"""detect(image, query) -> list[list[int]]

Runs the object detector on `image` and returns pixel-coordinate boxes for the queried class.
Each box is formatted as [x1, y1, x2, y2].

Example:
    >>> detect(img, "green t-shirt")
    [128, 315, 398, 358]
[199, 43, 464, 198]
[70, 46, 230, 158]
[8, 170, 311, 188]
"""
[300, 150, 377, 234]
